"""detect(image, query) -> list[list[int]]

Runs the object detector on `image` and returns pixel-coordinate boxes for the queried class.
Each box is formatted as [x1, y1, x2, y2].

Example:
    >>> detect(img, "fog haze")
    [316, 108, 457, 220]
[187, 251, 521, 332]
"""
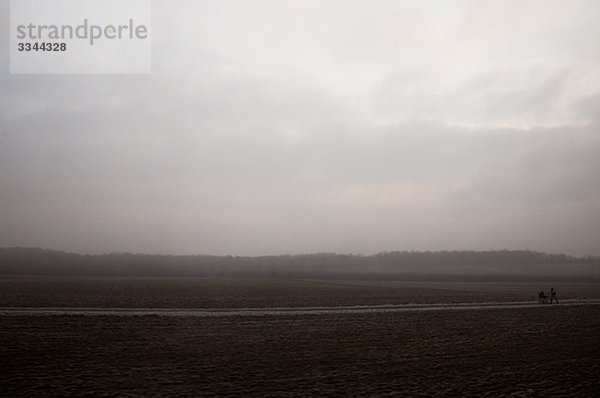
[1, 0, 599, 256]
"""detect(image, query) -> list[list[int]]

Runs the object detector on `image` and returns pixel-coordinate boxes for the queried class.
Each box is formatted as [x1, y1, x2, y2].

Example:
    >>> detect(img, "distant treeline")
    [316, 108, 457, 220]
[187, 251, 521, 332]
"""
[0, 247, 599, 280]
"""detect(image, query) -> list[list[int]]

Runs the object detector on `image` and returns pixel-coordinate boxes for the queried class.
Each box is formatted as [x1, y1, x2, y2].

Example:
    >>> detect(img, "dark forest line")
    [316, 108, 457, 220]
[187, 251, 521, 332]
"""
[1, 247, 599, 280]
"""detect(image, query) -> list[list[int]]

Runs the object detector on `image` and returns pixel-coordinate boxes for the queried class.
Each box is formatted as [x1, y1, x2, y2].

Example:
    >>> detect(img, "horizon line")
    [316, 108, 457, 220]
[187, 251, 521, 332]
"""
[2, 246, 598, 260]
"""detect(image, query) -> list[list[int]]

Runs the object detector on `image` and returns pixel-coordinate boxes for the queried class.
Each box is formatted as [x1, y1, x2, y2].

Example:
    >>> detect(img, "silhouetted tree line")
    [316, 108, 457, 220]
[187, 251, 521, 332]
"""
[0, 247, 599, 280]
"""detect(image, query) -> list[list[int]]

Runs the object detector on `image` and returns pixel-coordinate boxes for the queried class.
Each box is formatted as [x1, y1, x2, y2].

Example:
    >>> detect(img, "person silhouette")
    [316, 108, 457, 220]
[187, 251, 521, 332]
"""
[538, 291, 547, 304]
[549, 287, 558, 304]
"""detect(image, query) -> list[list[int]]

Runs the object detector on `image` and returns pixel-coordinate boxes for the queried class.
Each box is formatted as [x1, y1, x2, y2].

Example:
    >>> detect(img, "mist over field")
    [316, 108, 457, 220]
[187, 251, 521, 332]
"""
[1, 247, 599, 280]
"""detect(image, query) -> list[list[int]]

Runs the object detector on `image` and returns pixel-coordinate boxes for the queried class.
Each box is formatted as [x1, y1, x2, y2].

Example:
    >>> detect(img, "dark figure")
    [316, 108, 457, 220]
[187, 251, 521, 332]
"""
[549, 287, 559, 304]
[538, 291, 548, 304]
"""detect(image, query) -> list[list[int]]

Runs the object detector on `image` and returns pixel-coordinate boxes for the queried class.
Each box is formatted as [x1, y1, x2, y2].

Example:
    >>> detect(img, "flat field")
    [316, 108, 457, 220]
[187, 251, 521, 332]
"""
[1, 276, 599, 308]
[1, 277, 599, 397]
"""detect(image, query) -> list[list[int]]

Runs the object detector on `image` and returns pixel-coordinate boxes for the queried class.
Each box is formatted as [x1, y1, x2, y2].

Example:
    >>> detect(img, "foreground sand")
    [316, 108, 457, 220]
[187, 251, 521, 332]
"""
[1, 303, 598, 397]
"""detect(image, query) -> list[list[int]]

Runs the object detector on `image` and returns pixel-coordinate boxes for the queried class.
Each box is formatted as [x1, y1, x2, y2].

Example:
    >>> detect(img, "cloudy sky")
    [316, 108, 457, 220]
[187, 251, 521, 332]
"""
[1, 0, 599, 256]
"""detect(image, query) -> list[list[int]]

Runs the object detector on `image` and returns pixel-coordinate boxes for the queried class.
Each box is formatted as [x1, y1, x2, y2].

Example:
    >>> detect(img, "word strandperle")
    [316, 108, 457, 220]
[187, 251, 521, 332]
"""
[16, 19, 148, 45]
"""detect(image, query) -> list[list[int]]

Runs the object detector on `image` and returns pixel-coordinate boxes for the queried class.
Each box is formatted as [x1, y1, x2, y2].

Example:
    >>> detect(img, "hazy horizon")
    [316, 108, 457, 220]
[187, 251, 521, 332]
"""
[2, 1, 600, 257]
[2, 246, 599, 260]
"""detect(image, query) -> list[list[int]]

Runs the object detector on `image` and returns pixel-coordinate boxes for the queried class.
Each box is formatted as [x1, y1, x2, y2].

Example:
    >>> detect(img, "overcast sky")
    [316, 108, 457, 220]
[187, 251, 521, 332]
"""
[1, 0, 599, 256]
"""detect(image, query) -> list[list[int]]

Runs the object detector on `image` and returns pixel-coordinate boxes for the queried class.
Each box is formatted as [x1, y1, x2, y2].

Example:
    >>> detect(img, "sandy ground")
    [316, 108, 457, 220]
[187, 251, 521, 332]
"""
[1, 277, 598, 308]
[1, 300, 599, 317]
[1, 277, 598, 396]
[1, 304, 599, 397]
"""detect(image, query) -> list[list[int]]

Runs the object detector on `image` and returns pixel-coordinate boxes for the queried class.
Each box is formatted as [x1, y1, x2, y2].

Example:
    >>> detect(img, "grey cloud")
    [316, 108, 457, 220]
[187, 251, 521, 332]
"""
[3, 76, 598, 255]
[374, 68, 586, 126]
[1, 0, 599, 256]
